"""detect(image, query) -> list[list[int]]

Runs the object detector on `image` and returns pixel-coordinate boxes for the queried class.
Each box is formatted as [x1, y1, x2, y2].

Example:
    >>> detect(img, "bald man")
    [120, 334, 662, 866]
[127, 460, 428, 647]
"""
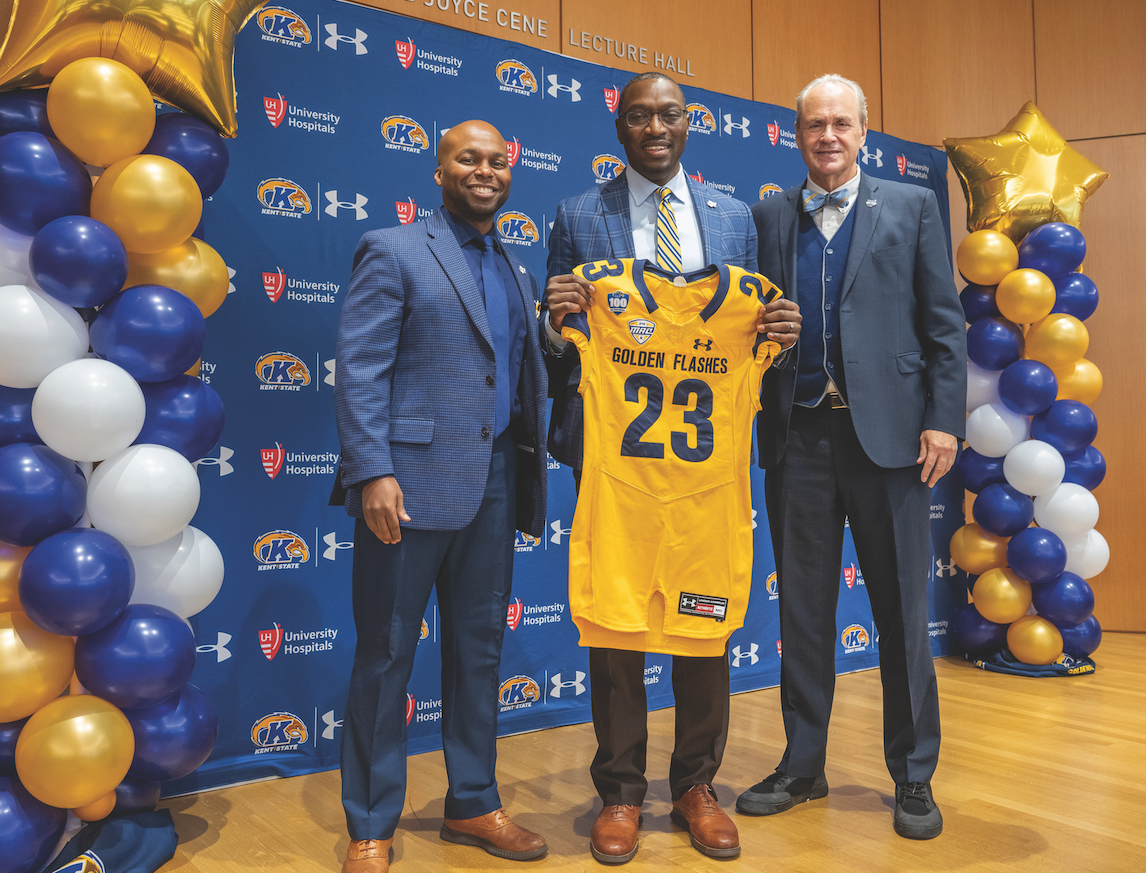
[332, 120, 549, 872]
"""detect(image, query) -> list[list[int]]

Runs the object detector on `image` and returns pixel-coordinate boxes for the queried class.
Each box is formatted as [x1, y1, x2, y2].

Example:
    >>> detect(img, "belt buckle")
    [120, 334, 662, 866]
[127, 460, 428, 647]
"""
[828, 391, 847, 409]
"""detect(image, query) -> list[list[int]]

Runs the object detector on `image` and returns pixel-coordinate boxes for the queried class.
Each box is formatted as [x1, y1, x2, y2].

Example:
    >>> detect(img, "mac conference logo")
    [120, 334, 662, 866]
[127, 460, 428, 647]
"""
[264, 94, 287, 127]
[382, 115, 429, 152]
[254, 530, 310, 569]
[496, 59, 537, 94]
[256, 352, 311, 389]
[498, 675, 541, 711]
[497, 211, 539, 246]
[759, 183, 782, 199]
[257, 178, 311, 217]
[687, 103, 716, 134]
[593, 154, 625, 182]
[251, 712, 308, 752]
[628, 318, 655, 345]
[257, 6, 311, 46]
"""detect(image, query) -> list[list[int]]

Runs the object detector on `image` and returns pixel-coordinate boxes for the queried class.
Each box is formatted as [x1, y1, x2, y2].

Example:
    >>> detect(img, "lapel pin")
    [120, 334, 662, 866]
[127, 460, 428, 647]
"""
[707, 200, 717, 208]
[519, 265, 526, 273]
[866, 199, 877, 207]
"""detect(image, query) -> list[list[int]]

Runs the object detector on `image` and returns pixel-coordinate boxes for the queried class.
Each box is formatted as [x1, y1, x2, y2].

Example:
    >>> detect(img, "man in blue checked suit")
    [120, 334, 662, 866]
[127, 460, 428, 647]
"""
[542, 72, 802, 864]
[331, 120, 548, 873]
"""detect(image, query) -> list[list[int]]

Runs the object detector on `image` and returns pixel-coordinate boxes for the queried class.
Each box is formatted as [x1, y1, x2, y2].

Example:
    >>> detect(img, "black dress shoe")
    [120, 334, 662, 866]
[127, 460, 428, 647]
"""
[736, 770, 828, 815]
[894, 782, 943, 839]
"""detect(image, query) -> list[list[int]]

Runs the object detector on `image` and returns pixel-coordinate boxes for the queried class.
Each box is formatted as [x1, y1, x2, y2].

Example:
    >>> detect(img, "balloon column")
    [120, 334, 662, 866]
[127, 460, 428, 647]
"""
[946, 105, 1108, 669]
[0, 58, 233, 869]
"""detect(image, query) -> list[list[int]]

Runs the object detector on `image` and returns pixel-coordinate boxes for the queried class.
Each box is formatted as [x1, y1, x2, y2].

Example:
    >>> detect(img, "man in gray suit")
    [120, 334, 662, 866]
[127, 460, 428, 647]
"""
[736, 75, 966, 840]
[543, 72, 801, 864]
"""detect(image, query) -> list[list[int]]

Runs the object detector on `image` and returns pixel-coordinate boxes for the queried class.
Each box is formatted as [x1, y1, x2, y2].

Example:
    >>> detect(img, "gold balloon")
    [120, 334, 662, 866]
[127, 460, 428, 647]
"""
[950, 523, 1009, 575]
[1025, 313, 1089, 371]
[73, 790, 117, 822]
[0, 0, 267, 137]
[1007, 614, 1064, 665]
[995, 268, 1055, 324]
[46, 57, 155, 167]
[1055, 357, 1103, 405]
[15, 694, 134, 809]
[971, 567, 1032, 625]
[126, 237, 229, 316]
[185, 358, 202, 377]
[956, 230, 1019, 285]
[0, 541, 32, 613]
[91, 155, 202, 254]
[945, 103, 1108, 242]
[0, 610, 75, 722]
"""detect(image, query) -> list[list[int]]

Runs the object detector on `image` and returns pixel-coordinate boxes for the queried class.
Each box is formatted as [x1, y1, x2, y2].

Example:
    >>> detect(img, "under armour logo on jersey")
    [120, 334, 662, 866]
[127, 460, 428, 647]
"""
[731, 643, 759, 667]
[196, 632, 232, 663]
[693, 338, 713, 351]
[681, 594, 698, 609]
[549, 519, 572, 545]
[550, 671, 586, 697]
[193, 446, 235, 476]
[861, 145, 883, 167]
[324, 23, 368, 53]
[323, 532, 353, 561]
[546, 74, 581, 101]
[321, 709, 343, 740]
[723, 115, 750, 137]
[324, 359, 336, 386]
[325, 190, 369, 219]
[935, 557, 957, 577]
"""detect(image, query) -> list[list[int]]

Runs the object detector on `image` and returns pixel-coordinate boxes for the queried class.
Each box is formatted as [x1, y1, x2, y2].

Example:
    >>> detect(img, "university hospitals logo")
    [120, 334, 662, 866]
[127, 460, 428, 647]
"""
[593, 154, 625, 182]
[496, 59, 537, 94]
[382, 115, 429, 152]
[546, 74, 581, 101]
[406, 693, 415, 725]
[603, 86, 620, 113]
[767, 122, 779, 146]
[499, 675, 541, 711]
[759, 183, 782, 199]
[254, 530, 310, 569]
[628, 318, 655, 345]
[257, 178, 311, 217]
[251, 712, 308, 752]
[506, 138, 521, 167]
[396, 198, 417, 225]
[260, 623, 284, 660]
[395, 38, 416, 68]
[844, 564, 864, 589]
[497, 211, 539, 246]
[263, 268, 286, 302]
[841, 624, 871, 653]
[687, 103, 716, 134]
[256, 352, 311, 389]
[264, 94, 287, 127]
[262, 443, 285, 478]
[897, 154, 907, 175]
[507, 598, 523, 630]
[257, 6, 311, 46]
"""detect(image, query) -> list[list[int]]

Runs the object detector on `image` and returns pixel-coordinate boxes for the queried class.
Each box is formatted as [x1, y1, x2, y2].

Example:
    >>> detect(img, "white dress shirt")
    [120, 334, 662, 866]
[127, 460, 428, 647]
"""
[804, 168, 862, 241]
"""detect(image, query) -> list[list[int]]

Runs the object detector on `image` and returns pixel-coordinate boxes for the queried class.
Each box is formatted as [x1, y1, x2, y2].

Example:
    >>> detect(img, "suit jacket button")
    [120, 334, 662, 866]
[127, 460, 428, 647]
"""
[481, 426, 490, 438]
[486, 374, 495, 386]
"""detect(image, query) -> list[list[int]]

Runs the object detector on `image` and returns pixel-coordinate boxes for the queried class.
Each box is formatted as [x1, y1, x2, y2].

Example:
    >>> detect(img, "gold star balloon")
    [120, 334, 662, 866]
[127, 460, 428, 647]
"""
[944, 102, 1109, 243]
[0, 0, 267, 137]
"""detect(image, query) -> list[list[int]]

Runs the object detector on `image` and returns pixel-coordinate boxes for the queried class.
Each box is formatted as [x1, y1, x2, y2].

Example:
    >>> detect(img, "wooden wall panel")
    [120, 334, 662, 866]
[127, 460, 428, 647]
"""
[880, 0, 1036, 146]
[1034, 0, 1146, 141]
[750, 0, 883, 130]
[355, 0, 560, 50]
[560, 0, 753, 98]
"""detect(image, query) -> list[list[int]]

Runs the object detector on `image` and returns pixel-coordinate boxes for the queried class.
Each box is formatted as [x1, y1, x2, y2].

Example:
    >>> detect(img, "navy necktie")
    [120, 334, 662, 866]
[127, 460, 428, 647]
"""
[476, 235, 511, 435]
[801, 188, 850, 213]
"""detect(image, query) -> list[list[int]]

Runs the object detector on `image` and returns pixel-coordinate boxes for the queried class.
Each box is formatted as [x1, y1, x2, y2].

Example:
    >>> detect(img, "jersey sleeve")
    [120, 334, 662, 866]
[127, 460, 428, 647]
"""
[750, 272, 784, 410]
[559, 264, 595, 393]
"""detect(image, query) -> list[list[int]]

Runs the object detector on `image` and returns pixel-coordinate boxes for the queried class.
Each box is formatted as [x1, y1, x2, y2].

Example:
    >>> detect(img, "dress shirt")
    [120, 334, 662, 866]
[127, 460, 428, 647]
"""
[804, 168, 862, 241]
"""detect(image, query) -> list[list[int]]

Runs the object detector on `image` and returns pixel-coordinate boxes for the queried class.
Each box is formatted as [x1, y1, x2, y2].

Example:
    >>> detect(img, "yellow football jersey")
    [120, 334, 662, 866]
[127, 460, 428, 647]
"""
[561, 258, 782, 656]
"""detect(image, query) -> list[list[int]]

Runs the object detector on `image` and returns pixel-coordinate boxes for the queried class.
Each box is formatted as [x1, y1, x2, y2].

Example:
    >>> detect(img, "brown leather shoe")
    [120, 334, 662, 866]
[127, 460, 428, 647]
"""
[590, 804, 642, 864]
[342, 838, 393, 873]
[440, 808, 547, 860]
[670, 784, 741, 858]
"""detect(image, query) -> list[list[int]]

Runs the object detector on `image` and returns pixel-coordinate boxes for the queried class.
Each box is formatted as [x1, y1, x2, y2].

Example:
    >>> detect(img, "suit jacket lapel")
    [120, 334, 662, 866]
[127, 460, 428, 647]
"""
[780, 187, 801, 293]
[425, 212, 493, 349]
[603, 173, 636, 258]
[840, 173, 881, 303]
[685, 175, 717, 263]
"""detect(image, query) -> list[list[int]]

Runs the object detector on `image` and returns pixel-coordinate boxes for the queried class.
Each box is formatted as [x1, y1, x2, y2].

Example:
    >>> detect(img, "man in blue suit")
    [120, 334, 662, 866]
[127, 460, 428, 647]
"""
[543, 72, 801, 864]
[332, 120, 548, 873]
[735, 75, 966, 841]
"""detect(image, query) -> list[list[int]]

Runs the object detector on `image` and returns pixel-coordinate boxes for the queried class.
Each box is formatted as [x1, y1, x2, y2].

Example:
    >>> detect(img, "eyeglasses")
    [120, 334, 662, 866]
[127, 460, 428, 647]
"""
[621, 108, 687, 128]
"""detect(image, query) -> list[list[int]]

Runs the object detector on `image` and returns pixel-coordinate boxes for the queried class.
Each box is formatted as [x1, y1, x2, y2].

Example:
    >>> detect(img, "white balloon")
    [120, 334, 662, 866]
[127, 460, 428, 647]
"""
[0, 284, 89, 388]
[87, 444, 201, 546]
[127, 525, 225, 618]
[0, 223, 33, 276]
[965, 403, 1029, 458]
[967, 361, 1002, 413]
[1003, 439, 1065, 497]
[1060, 528, 1110, 579]
[1033, 483, 1100, 538]
[31, 358, 146, 462]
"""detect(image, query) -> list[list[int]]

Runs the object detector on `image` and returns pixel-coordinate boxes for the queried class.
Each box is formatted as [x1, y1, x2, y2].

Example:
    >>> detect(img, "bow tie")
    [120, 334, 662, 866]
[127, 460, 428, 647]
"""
[802, 188, 850, 213]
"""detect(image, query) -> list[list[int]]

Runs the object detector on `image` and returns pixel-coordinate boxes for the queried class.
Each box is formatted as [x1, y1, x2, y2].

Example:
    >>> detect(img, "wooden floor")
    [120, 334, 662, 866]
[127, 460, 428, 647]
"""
[160, 632, 1146, 873]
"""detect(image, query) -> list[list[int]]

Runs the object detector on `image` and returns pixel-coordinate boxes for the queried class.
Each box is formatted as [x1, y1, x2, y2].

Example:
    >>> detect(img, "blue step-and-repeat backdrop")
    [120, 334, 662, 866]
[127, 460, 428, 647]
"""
[169, 0, 967, 795]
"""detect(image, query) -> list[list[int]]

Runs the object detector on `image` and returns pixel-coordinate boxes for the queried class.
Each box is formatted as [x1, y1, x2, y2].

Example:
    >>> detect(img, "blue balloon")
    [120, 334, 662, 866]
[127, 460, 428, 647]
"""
[1017, 222, 1086, 278]
[958, 447, 1006, 493]
[952, 603, 1008, 657]
[1062, 445, 1106, 490]
[90, 285, 206, 382]
[960, 283, 999, 323]
[0, 91, 53, 137]
[1006, 527, 1067, 584]
[29, 216, 129, 308]
[1051, 272, 1099, 321]
[0, 719, 25, 776]
[0, 132, 91, 236]
[0, 775, 67, 873]
[0, 443, 86, 546]
[75, 604, 196, 710]
[114, 774, 162, 813]
[966, 317, 1023, 371]
[136, 376, 226, 460]
[1059, 614, 1102, 657]
[18, 527, 135, 636]
[997, 360, 1057, 416]
[1033, 571, 1094, 626]
[1030, 400, 1098, 454]
[0, 386, 39, 447]
[127, 683, 219, 782]
[972, 482, 1034, 536]
[141, 113, 230, 198]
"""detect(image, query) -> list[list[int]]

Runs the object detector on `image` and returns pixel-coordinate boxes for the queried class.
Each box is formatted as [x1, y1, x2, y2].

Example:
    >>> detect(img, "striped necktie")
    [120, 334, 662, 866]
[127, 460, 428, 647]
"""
[655, 186, 684, 273]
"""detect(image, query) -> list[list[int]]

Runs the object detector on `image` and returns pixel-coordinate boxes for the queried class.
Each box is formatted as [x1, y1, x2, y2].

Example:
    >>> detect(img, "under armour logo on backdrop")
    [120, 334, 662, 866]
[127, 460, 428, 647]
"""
[324, 190, 369, 220]
[547, 75, 581, 101]
[325, 23, 368, 54]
